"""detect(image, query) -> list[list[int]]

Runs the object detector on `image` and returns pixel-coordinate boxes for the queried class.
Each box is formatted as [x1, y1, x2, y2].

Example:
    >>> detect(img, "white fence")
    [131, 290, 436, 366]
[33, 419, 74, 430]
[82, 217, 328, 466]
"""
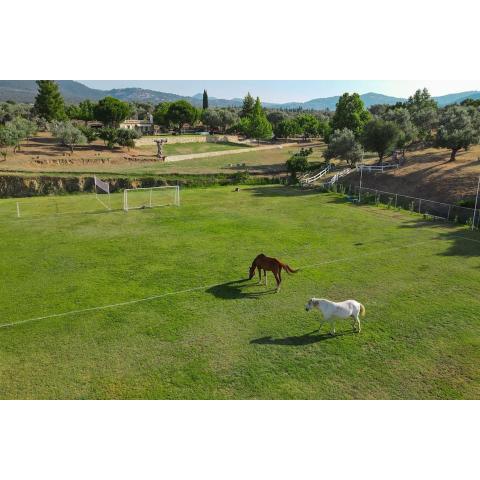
[355, 186, 479, 228]
[356, 163, 399, 173]
[300, 164, 332, 186]
[324, 168, 352, 186]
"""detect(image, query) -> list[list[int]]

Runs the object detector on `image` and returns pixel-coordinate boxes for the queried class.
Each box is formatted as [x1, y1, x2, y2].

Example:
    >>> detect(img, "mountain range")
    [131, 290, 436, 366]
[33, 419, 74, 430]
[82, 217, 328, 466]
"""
[1, 80, 479, 110]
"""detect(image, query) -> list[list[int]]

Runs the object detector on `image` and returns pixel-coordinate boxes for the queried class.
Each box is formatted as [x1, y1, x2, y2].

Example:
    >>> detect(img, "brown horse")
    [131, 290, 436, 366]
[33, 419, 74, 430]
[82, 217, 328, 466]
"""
[248, 253, 298, 292]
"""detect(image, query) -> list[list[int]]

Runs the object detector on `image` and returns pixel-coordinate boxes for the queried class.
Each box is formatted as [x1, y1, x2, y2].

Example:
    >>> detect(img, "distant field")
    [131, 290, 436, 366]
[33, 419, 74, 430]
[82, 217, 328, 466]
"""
[139, 141, 250, 156]
[0, 132, 324, 176]
[0, 133, 326, 176]
[0, 186, 479, 399]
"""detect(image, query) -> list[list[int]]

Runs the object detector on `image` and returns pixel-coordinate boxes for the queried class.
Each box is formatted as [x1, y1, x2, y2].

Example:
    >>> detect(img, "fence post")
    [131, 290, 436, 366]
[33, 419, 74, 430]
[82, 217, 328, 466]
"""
[16, 202, 20, 218]
[418, 199, 422, 214]
[395, 194, 398, 208]
[447, 205, 451, 220]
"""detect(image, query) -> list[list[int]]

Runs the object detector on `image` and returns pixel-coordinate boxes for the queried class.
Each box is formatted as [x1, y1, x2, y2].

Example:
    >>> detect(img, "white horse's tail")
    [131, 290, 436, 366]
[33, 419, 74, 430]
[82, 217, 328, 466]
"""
[359, 303, 366, 317]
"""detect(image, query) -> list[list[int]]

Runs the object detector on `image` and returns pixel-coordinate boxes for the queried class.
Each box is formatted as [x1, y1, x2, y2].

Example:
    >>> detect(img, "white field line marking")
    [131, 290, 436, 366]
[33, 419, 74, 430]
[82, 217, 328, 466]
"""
[0, 235, 465, 330]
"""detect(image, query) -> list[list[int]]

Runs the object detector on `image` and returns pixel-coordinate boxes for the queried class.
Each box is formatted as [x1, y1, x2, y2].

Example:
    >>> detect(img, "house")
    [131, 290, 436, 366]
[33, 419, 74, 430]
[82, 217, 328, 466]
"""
[119, 114, 159, 135]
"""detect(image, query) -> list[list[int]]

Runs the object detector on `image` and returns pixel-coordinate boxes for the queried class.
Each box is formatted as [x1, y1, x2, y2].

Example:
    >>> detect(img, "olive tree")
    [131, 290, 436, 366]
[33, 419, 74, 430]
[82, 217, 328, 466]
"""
[201, 109, 222, 131]
[406, 88, 438, 142]
[324, 128, 364, 166]
[436, 106, 480, 161]
[361, 119, 400, 163]
[50, 121, 87, 152]
[383, 107, 418, 154]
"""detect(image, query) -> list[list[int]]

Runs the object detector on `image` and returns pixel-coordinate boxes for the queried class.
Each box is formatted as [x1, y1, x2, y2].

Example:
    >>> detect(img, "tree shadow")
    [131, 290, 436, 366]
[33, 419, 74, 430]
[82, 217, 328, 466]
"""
[250, 329, 356, 346]
[394, 216, 480, 259]
[244, 186, 323, 198]
[206, 278, 277, 299]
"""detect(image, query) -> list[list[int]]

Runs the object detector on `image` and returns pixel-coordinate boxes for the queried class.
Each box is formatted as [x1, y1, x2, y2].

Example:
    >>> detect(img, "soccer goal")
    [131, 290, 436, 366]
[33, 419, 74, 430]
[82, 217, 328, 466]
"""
[123, 185, 180, 212]
[94, 175, 111, 210]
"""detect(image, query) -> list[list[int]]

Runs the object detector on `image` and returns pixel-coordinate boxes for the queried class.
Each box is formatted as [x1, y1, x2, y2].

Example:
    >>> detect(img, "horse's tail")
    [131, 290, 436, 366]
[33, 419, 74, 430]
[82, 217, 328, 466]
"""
[281, 263, 299, 274]
[359, 303, 366, 317]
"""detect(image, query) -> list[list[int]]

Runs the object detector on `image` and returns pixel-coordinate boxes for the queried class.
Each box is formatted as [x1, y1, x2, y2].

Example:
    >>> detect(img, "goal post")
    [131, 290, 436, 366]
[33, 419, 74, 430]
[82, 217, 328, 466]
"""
[93, 175, 111, 210]
[123, 185, 180, 212]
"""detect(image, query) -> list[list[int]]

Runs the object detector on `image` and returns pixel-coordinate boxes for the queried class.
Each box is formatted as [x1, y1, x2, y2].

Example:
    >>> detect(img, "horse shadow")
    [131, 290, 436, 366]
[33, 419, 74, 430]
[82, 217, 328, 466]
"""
[206, 278, 277, 299]
[250, 329, 355, 346]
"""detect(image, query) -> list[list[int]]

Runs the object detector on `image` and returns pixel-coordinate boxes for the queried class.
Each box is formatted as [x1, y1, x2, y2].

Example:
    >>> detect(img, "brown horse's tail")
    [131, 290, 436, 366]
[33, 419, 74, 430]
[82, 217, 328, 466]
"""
[281, 263, 299, 274]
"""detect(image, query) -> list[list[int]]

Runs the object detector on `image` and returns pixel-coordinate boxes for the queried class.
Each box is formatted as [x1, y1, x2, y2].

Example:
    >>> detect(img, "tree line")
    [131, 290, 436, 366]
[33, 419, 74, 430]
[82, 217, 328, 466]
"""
[1, 82, 480, 162]
[324, 88, 480, 165]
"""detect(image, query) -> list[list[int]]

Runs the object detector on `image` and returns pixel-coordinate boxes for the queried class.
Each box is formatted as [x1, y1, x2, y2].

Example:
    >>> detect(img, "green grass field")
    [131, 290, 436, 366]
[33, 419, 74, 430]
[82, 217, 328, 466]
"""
[0, 186, 479, 399]
[137, 141, 250, 157]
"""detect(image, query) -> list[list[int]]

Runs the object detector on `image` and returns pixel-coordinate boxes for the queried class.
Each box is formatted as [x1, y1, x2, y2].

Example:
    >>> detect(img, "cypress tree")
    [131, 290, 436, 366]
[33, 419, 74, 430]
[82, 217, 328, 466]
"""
[202, 89, 209, 110]
[34, 80, 65, 121]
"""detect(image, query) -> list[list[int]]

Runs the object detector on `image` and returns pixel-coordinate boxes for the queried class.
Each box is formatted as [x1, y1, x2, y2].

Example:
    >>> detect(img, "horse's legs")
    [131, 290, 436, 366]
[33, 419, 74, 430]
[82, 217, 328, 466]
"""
[330, 320, 336, 335]
[274, 272, 281, 292]
[318, 321, 324, 332]
[264, 270, 267, 286]
[257, 267, 262, 285]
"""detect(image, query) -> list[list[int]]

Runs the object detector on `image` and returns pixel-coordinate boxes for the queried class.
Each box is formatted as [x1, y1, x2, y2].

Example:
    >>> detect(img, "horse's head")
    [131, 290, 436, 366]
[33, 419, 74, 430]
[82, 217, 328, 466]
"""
[248, 264, 256, 280]
[305, 298, 316, 311]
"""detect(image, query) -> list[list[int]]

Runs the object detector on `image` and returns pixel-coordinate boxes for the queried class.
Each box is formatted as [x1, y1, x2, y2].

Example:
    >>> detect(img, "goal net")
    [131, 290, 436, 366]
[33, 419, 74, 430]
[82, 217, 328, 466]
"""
[123, 186, 180, 212]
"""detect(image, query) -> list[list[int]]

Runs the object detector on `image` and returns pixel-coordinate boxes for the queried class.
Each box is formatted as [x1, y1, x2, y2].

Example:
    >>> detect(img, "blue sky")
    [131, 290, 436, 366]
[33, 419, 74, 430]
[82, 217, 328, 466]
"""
[80, 80, 480, 103]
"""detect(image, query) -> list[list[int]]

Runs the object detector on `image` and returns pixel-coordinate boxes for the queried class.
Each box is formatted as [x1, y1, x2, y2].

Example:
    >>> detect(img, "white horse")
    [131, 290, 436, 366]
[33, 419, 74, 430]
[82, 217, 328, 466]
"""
[305, 298, 365, 334]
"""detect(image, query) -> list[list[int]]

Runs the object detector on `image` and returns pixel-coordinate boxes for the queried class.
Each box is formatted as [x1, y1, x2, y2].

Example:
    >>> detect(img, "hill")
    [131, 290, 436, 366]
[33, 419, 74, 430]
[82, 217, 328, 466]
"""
[1, 80, 479, 110]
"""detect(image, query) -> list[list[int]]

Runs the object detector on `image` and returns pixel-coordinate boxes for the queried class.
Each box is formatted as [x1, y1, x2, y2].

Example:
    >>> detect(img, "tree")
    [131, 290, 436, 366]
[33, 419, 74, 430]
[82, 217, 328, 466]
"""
[9, 117, 37, 149]
[65, 104, 81, 120]
[435, 106, 480, 161]
[50, 121, 87, 152]
[77, 100, 96, 122]
[153, 102, 171, 128]
[383, 107, 418, 154]
[218, 109, 239, 132]
[331, 93, 370, 138]
[0, 102, 33, 124]
[201, 109, 222, 131]
[98, 128, 119, 149]
[406, 88, 438, 141]
[203, 90, 209, 110]
[267, 111, 288, 128]
[166, 100, 199, 133]
[461, 98, 480, 108]
[324, 128, 364, 166]
[295, 114, 320, 140]
[94, 97, 132, 127]
[274, 119, 300, 139]
[369, 104, 389, 116]
[116, 129, 139, 150]
[241, 97, 273, 142]
[361, 119, 400, 163]
[34, 80, 65, 121]
[286, 148, 312, 182]
[78, 125, 98, 143]
[0, 124, 20, 160]
[240, 92, 255, 118]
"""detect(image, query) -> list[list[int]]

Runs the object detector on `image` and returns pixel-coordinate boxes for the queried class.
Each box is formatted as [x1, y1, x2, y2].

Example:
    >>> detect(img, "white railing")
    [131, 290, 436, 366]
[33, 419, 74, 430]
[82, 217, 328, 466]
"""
[325, 168, 352, 186]
[300, 164, 332, 185]
[356, 163, 399, 172]
[355, 186, 478, 228]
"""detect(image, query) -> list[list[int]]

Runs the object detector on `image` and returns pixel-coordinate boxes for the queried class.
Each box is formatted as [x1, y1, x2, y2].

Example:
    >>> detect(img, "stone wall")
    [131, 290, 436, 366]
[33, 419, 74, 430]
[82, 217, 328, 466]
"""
[135, 134, 241, 146]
